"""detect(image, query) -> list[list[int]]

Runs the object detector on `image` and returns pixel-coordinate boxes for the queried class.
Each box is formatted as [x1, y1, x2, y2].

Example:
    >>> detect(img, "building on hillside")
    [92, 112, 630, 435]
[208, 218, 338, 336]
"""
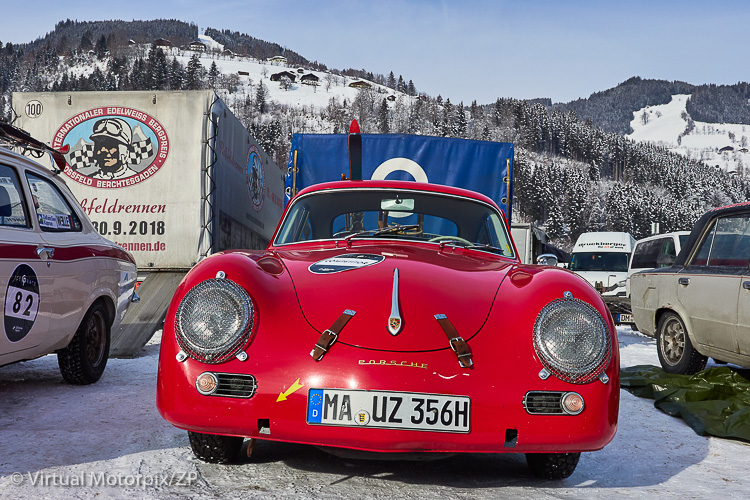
[271, 71, 297, 83]
[349, 80, 371, 89]
[238, 71, 250, 76]
[267, 55, 287, 65]
[153, 39, 173, 49]
[189, 41, 206, 52]
[719, 146, 735, 153]
[300, 73, 320, 86]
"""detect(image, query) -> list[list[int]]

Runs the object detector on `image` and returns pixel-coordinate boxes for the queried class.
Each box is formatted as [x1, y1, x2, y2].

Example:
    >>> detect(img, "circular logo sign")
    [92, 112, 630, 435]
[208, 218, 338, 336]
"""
[51, 107, 169, 189]
[309, 254, 386, 274]
[25, 100, 43, 118]
[246, 145, 265, 212]
[4, 264, 40, 342]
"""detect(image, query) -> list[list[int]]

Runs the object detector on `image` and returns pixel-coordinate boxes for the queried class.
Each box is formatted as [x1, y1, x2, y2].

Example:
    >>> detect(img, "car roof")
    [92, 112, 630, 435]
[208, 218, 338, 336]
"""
[635, 231, 690, 245]
[0, 146, 64, 183]
[293, 180, 501, 208]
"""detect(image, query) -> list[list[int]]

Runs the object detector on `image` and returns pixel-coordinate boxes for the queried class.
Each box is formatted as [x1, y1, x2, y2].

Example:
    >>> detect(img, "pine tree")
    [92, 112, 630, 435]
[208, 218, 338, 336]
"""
[185, 53, 205, 90]
[208, 61, 219, 89]
[255, 80, 268, 114]
[377, 99, 389, 133]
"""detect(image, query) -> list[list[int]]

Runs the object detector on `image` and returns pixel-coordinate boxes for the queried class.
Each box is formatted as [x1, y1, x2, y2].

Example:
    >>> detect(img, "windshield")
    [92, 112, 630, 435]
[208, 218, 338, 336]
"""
[274, 188, 515, 257]
[569, 252, 629, 272]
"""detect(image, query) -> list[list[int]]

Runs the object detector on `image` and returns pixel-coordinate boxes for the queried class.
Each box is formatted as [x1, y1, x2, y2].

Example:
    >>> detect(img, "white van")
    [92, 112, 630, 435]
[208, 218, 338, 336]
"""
[569, 232, 636, 297]
[626, 231, 690, 296]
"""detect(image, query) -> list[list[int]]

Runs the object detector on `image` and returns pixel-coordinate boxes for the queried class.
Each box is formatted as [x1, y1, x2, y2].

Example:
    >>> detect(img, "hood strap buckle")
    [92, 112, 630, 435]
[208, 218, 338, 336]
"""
[434, 314, 474, 368]
[311, 309, 356, 361]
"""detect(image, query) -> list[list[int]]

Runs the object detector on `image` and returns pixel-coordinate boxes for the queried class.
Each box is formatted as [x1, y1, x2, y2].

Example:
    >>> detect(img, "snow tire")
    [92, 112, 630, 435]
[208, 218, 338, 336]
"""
[525, 452, 580, 480]
[57, 302, 110, 385]
[188, 431, 244, 463]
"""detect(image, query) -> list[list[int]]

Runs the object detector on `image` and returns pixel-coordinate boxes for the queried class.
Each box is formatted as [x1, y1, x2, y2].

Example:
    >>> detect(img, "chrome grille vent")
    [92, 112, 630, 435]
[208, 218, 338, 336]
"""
[213, 373, 258, 398]
[523, 391, 565, 415]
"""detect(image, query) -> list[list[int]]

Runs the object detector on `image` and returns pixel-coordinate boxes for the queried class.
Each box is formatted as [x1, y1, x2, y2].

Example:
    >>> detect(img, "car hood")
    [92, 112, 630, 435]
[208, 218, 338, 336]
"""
[277, 244, 513, 352]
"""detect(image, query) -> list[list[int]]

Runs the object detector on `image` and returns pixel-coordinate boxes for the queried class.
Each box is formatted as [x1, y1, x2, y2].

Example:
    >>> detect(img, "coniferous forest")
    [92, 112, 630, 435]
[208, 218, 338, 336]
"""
[2, 19, 750, 250]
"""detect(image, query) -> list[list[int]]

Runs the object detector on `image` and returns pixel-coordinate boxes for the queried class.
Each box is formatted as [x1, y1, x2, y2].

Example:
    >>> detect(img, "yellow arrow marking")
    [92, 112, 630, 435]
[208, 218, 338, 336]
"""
[276, 378, 304, 402]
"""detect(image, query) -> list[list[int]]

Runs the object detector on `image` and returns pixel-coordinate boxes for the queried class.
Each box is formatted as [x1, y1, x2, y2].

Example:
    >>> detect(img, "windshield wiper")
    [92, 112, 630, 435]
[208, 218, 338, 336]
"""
[343, 224, 421, 241]
[464, 244, 508, 255]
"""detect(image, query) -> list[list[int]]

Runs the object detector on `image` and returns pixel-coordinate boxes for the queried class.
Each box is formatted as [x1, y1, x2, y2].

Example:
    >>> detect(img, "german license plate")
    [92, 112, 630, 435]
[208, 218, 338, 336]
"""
[617, 313, 634, 323]
[307, 389, 470, 433]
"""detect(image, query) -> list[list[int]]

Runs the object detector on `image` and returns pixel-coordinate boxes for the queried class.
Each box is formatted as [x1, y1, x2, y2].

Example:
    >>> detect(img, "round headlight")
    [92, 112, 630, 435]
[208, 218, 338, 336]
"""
[175, 278, 255, 364]
[532, 297, 611, 384]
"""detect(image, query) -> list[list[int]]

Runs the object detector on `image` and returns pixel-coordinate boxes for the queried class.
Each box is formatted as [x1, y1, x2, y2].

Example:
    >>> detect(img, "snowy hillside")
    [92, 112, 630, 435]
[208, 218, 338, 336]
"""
[168, 35, 408, 114]
[627, 94, 750, 174]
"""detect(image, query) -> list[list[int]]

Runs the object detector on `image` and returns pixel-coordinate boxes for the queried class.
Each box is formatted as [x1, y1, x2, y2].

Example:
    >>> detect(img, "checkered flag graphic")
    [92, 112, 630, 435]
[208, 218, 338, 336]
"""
[66, 143, 95, 170]
[127, 138, 154, 165]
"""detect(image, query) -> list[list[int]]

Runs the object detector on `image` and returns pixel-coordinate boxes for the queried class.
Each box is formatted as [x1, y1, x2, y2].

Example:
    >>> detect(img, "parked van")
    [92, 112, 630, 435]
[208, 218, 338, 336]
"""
[626, 231, 690, 296]
[569, 232, 636, 297]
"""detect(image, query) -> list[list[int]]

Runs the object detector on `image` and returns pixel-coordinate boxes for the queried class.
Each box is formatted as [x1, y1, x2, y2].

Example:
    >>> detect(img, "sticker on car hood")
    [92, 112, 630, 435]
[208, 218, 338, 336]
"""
[309, 254, 385, 274]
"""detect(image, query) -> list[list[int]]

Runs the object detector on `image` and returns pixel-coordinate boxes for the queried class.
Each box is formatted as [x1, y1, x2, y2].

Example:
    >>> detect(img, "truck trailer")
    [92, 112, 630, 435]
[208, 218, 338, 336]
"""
[11, 90, 284, 355]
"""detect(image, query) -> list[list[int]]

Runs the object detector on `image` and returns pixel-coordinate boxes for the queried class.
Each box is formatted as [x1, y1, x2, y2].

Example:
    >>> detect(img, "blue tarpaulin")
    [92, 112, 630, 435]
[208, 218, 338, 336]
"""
[286, 134, 514, 220]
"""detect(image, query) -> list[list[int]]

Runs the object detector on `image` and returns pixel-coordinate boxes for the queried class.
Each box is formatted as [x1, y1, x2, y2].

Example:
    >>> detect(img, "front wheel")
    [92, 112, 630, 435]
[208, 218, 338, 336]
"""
[525, 452, 580, 479]
[188, 431, 244, 463]
[57, 302, 110, 384]
[657, 312, 707, 375]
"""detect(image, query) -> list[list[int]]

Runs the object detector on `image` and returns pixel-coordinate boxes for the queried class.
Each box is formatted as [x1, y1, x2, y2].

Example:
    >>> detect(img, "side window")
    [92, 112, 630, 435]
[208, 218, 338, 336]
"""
[691, 223, 715, 266]
[708, 215, 750, 267]
[631, 239, 661, 269]
[25, 173, 82, 232]
[0, 164, 30, 228]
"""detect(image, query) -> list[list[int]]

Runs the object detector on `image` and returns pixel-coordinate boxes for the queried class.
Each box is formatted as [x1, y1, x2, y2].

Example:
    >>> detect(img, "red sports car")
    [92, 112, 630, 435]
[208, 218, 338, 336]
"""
[157, 180, 619, 479]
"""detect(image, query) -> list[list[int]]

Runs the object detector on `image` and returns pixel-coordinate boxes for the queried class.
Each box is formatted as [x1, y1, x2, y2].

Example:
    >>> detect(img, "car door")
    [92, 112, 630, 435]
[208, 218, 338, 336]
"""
[23, 171, 95, 341]
[678, 214, 747, 355]
[0, 162, 52, 365]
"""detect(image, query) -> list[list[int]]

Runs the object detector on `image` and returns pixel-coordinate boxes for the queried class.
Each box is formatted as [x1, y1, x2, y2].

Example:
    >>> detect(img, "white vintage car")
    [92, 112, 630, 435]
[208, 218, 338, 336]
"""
[0, 145, 137, 384]
[631, 202, 750, 374]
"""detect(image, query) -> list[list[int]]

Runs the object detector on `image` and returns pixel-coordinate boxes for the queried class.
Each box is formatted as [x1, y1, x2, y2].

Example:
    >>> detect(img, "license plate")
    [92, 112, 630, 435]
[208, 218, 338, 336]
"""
[307, 389, 470, 433]
[617, 313, 634, 323]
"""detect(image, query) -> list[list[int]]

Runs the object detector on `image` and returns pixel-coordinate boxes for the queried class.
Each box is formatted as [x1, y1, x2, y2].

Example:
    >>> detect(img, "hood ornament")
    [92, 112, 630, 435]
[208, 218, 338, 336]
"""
[388, 268, 403, 336]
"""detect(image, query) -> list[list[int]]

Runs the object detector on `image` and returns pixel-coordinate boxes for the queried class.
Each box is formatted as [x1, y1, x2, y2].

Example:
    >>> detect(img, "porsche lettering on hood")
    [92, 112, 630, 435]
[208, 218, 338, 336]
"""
[280, 245, 512, 352]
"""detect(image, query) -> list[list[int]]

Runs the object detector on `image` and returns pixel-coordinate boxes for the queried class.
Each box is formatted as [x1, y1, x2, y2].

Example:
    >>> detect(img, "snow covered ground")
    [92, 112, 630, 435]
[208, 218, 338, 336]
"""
[627, 94, 750, 173]
[1, 327, 749, 499]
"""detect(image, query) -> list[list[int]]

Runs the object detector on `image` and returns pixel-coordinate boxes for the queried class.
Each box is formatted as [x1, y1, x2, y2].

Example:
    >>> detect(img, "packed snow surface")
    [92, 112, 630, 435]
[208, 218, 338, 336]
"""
[1, 327, 748, 498]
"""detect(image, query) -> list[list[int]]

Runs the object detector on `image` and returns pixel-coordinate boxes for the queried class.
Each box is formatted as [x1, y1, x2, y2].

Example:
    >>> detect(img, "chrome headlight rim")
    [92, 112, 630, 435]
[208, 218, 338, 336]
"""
[532, 297, 611, 385]
[175, 278, 255, 364]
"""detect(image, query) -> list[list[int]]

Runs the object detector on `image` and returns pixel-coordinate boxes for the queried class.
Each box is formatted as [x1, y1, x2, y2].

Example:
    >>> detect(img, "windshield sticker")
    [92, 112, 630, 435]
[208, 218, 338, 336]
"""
[309, 254, 386, 274]
[4, 264, 40, 342]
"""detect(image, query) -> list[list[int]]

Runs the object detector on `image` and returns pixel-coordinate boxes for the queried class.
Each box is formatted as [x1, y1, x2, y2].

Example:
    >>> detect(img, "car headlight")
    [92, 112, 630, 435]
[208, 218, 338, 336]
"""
[175, 278, 255, 364]
[532, 297, 611, 384]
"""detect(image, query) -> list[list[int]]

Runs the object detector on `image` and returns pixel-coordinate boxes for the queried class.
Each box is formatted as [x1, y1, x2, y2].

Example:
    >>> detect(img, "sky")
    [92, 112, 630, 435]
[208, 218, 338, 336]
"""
[3, 0, 749, 105]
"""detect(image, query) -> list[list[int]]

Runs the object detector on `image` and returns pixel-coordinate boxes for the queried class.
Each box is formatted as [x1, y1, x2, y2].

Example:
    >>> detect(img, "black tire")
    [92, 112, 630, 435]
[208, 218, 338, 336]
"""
[57, 302, 110, 385]
[188, 431, 244, 463]
[526, 452, 580, 480]
[657, 312, 707, 375]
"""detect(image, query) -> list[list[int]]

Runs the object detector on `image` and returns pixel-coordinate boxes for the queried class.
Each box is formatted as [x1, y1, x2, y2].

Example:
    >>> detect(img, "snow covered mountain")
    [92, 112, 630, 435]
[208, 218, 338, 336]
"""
[627, 94, 749, 174]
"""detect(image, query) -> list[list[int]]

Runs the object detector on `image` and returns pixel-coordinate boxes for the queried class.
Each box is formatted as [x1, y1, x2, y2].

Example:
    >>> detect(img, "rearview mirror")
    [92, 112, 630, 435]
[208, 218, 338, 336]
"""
[381, 198, 414, 212]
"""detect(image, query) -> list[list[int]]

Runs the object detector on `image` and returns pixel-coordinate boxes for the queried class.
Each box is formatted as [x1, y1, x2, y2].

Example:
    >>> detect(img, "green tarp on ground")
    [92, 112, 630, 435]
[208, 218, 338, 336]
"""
[620, 365, 750, 442]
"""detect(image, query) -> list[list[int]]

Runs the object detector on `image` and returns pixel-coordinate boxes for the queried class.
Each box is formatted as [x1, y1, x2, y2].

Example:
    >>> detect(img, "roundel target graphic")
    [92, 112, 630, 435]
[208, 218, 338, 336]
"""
[371, 158, 429, 183]
[4, 264, 40, 342]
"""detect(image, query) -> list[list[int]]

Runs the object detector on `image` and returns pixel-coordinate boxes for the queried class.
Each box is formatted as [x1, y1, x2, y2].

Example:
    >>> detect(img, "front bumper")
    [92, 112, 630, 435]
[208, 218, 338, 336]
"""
[158, 333, 619, 454]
